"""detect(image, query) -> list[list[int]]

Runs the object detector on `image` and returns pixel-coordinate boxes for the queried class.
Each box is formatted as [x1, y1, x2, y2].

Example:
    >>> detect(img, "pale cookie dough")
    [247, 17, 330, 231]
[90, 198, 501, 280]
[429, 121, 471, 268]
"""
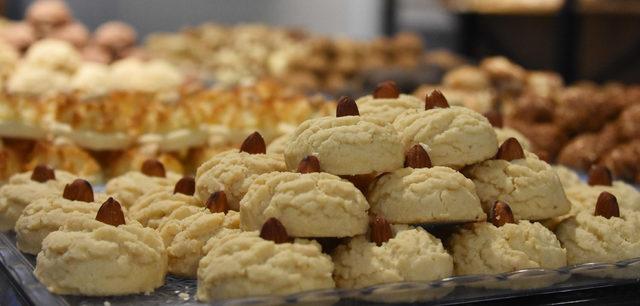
[553, 165, 584, 189]
[34, 217, 167, 296]
[494, 127, 531, 150]
[559, 183, 640, 222]
[195, 150, 286, 210]
[355, 94, 423, 125]
[158, 208, 239, 278]
[14, 194, 108, 254]
[128, 187, 203, 229]
[284, 116, 403, 175]
[240, 172, 369, 237]
[333, 225, 453, 289]
[556, 209, 640, 265]
[464, 152, 571, 220]
[105, 171, 181, 209]
[449, 221, 567, 276]
[197, 230, 334, 301]
[266, 133, 289, 155]
[368, 166, 485, 224]
[0, 170, 76, 231]
[393, 106, 498, 168]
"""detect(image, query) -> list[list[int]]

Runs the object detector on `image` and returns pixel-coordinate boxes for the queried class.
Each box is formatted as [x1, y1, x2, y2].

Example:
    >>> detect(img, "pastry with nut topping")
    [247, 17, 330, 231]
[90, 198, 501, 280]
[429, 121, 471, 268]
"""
[0, 165, 76, 231]
[197, 218, 334, 301]
[368, 145, 485, 224]
[354, 81, 423, 125]
[34, 198, 168, 295]
[195, 132, 286, 210]
[463, 138, 570, 220]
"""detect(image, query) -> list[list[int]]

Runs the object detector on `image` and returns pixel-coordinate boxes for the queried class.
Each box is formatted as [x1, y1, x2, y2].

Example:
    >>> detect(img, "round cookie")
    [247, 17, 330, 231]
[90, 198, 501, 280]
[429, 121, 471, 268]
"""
[464, 142, 570, 221]
[158, 203, 240, 278]
[368, 145, 485, 224]
[195, 133, 286, 210]
[34, 202, 167, 296]
[128, 178, 202, 229]
[284, 97, 403, 175]
[355, 94, 423, 125]
[556, 193, 640, 266]
[333, 223, 452, 289]
[266, 133, 290, 155]
[105, 159, 181, 209]
[494, 127, 531, 150]
[197, 230, 334, 301]
[0, 166, 76, 231]
[240, 171, 369, 237]
[393, 98, 498, 168]
[450, 221, 566, 276]
[553, 165, 584, 189]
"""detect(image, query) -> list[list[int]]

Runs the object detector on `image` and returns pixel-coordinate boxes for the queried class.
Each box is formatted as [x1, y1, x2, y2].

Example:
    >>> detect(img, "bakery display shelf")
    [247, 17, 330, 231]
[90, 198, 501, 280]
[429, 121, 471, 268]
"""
[2, 229, 640, 306]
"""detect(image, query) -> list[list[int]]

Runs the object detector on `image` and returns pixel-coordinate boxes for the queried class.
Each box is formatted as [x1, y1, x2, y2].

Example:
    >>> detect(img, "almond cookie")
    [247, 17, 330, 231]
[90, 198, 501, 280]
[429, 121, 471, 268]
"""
[355, 82, 423, 125]
[15, 179, 107, 254]
[240, 169, 369, 237]
[284, 97, 403, 175]
[368, 145, 485, 224]
[105, 159, 181, 209]
[195, 132, 286, 210]
[0, 166, 76, 231]
[157, 192, 240, 278]
[393, 92, 498, 168]
[494, 127, 531, 150]
[450, 203, 566, 277]
[266, 133, 290, 155]
[556, 192, 640, 266]
[34, 199, 167, 296]
[464, 140, 570, 220]
[197, 222, 334, 301]
[333, 219, 452, 290]
[128, 177, 201, 229]
[553, 165, 584, 189]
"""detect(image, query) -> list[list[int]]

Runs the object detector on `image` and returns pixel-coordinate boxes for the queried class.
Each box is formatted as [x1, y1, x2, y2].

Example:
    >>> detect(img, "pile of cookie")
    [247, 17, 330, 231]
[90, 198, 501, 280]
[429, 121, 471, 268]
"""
[414, 56, 640, 184]
[1, 82, 639, 302]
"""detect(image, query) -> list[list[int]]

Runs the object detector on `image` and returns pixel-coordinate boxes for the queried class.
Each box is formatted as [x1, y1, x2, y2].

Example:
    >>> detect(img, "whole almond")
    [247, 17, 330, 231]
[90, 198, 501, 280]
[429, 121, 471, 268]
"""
[490, 201, 516, 227]
[404, 144, 432, 168]
[484, 110, 503, 128]
[95, 197, 126, 227]
[206, 191, 230, 214]
[496, 138, 525, 161]
[141, 159, 166, 177]
[30, 164, 56, 182]
[173, 176, 195, 195]
[62, 179, 94, 202]
[369, 214, 393, 246]
[240, 132, 266, 154]
[425, 90, 449, 110]
[373, 81, 400, 99]
[588, 165, 612, 186]
[595, 191, 620, 219]
[297, 155, 321, 173]
[260, 218, 292, 244]
[336, 96, 359, 117]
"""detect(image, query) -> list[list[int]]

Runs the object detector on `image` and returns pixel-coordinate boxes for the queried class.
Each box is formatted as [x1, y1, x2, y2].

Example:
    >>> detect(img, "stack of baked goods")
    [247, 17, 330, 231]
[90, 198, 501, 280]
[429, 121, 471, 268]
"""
[2, 82, 637, 302]
[414, 56, 640, 184]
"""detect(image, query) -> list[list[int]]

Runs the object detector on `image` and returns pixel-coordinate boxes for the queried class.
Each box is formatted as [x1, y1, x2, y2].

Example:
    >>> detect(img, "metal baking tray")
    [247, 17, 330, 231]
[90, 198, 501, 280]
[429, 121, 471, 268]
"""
[2, 229, 640, 306]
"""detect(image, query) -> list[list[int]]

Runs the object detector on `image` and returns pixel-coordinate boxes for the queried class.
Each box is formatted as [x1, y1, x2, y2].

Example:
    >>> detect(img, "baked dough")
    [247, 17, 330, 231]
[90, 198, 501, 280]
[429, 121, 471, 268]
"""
[34, 217, 167, 295]
[197, 230, 334, 301]
[558, 182, 640, 222]
[284, 116, 404, 175]
[553, 165, 584, 189]
[464, 152, 571, 220]
[393, 106, 498, 168]
[14, 194, 108, 254]
[355, 94, 423, 125]
[494, 127, 531, 150]
[128, 187, 203, 229]
[195, 150, 286, 210]
[157, 208, 239, 277]
[333, 225, 452, 289]
[556, 209, 640, 265]
[105, 171, 181, 209]
[239, 172, 369, 237]
[368, 166, 485, 224]
[449, 221, 566, 276]
[0, 169, 76, 231]
[266, 133, 289, 155]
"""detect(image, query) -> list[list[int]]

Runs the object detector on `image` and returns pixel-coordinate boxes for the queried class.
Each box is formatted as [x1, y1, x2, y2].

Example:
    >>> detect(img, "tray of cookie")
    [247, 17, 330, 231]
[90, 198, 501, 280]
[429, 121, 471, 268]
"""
[2, 82, 640, 305]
